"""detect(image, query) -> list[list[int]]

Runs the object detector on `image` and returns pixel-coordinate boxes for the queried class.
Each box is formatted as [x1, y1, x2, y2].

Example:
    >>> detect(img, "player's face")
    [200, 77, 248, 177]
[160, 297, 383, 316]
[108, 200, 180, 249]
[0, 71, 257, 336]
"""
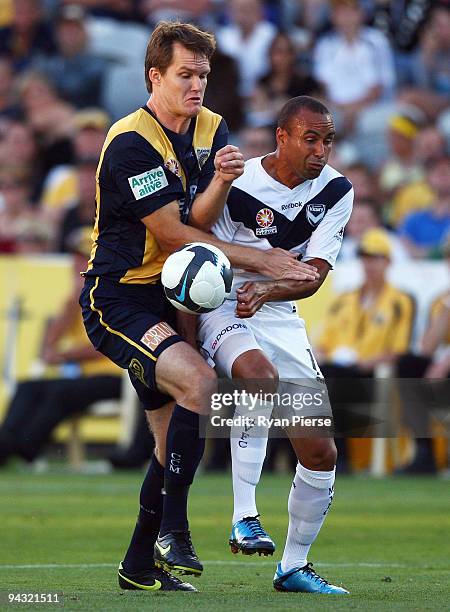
[151, 43, 210, 119]
[278, 110, 335, 182]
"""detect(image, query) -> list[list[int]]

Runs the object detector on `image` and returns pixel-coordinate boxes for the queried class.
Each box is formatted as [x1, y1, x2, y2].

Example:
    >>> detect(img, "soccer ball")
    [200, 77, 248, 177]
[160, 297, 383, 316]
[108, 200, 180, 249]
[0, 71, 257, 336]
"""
[161, 242, 233, 314]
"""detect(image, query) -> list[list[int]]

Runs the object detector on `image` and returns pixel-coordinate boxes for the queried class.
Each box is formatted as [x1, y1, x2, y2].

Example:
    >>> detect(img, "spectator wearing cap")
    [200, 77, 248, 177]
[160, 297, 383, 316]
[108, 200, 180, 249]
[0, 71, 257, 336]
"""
[399, 156, 450, 258]
[339, 199, 409, 263]
[317, 228, 415, 375]
[0, 0, 56, 72]
[315, 228, 415, 470]
[40, 108, 109, 223]
[33, 4, 108, 108]
[216, 0, 277, 99]
[395, 236, 450, 474]
[312, 0, 396, 132]
[378, 111, 424, 196]
[0, 225, 122, 466]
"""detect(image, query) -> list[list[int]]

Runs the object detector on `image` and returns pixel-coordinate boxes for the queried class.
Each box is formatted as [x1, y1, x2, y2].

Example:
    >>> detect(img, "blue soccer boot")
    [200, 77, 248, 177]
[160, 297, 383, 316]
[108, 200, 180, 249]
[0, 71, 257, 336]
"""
[229, 515, 275, 556]
[273, 562, 349, 594]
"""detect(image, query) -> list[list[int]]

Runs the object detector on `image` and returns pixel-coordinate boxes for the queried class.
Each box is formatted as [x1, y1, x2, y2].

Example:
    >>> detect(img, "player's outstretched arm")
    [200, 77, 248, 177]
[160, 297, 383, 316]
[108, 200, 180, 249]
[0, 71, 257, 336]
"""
[142, 202, 320, 282]
[189, 145, 245, 232]
[235, 258, 331, 318]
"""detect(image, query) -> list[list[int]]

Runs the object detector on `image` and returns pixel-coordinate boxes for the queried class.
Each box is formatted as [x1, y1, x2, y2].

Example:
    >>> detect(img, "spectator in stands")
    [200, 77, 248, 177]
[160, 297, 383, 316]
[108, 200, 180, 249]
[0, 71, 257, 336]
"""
[248, 31, 321, 126]
[34, 4, 108, 108]
[386, 124, 447, 228]
[313, 0, 396, 132]
[339, 199, 409, 263]
[0, 118, 43, 202]
[216, 0, 277, 98]
[139, 0, 215, 28]
[40, 107, 109, 220]
[399, 156, 450, 258]
[0, 55, 19, 118]
[396, 236, 450, 473]
[17, 70, 75, 177]
[378, 110, 424, 196]
[0, 166, 41, 253]
[399, 2, 450, 121]
[316, 228, 415, 470]
[56, 157, 97, 253]
[0, 226, 122, 465]
[0, 0, 56, 71]
[344, 162, 379, 202]
[238, 125, 276, 161]
[63, 0, 142, 23]
[203, 48, 243, 134]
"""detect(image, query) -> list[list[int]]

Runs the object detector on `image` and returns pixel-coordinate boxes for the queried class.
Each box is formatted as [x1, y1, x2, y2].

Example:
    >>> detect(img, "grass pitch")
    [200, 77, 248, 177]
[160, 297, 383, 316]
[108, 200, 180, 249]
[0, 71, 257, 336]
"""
[0, 469, 448, 611]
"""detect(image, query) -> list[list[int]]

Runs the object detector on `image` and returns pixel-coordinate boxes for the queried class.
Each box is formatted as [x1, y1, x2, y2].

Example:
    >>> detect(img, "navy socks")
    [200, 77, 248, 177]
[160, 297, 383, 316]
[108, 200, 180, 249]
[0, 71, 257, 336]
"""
[159, 405, 205, 535]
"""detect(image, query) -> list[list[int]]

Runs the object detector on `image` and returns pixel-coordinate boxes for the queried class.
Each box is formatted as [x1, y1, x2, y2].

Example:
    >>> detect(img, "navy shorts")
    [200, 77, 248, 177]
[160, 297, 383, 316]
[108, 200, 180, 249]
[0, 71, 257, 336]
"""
[80, 276, 183, 409]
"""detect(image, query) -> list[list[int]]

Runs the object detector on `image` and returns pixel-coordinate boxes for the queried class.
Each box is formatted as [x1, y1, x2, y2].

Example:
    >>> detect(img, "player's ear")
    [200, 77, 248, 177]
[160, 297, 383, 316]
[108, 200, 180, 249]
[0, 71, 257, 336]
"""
[149, 67, 162, 87]
[276, 127, 287, 147]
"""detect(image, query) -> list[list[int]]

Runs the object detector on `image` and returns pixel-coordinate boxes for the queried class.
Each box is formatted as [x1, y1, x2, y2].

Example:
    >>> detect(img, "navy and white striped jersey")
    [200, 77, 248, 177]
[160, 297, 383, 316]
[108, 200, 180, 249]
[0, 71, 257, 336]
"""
[212, 156, 354, 295]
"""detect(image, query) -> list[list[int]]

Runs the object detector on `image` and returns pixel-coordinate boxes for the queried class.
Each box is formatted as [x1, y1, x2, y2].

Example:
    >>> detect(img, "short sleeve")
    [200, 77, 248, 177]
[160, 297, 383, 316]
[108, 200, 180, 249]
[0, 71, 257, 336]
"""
[304, 187, 354, 268]
[196, 118, 229, 193]
[104, 132, 185, 219]
[211, 203, 239, 243]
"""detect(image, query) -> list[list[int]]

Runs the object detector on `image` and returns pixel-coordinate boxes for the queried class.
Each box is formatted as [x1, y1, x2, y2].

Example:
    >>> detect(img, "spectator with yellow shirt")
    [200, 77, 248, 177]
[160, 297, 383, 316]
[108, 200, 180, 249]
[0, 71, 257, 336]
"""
[316, 228, 415, 470]
[0, 226, 122, 465]
[396, 237, 450, 473]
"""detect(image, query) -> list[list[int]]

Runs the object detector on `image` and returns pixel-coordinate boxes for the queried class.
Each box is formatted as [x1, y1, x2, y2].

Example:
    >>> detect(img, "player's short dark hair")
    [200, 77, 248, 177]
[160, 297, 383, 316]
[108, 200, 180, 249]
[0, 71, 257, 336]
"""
[144, 21, 216, 93]
[278, 96, 331, 132]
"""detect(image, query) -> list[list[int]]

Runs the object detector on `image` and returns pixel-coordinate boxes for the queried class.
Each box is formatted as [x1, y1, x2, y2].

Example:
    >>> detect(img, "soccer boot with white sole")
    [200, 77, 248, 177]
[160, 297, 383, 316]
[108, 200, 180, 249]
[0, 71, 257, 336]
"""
[273, 562, 349, 594]
[229, 515, 275, 556]
[117, 562, 197, 592]
[154, 530, 203, 576]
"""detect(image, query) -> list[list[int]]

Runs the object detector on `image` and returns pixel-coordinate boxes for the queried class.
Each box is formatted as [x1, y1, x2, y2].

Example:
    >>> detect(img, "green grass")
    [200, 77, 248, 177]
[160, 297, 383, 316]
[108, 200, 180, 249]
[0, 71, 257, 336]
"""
[0, 470, 449, 611]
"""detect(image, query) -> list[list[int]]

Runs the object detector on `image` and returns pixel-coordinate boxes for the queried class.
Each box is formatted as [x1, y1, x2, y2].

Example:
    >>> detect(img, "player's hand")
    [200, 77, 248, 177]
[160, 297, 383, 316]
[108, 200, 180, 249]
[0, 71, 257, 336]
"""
[259, 249, 320, 281]
[214, 145, 244, 183]
[235, 281, 271, 318]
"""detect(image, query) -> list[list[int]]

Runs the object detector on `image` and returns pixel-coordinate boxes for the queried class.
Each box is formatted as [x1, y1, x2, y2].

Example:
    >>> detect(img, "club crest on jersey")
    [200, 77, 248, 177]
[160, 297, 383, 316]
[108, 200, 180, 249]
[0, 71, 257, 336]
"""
[195, 147, 211, 169]
[255, 208, 277, 236]
[164, 158, 181, 177]
[306, 203, 326, 227]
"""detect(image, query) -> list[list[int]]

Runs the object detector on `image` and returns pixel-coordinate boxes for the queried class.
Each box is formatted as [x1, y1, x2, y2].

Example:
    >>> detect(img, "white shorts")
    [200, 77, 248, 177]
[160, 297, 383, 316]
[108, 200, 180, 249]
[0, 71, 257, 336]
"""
[198, 299, 324, 385]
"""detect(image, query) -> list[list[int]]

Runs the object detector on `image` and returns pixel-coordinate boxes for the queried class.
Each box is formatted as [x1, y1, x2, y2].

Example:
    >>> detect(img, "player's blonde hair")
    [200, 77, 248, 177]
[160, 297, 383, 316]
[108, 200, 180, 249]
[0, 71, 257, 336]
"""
[144, 21, 216, 93]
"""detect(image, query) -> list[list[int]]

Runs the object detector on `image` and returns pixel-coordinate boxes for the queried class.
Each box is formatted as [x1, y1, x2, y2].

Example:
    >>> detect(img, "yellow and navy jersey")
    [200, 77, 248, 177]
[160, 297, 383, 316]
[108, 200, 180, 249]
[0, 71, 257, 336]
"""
[318, 283, 415, 361]
[429, 292, 450, 345]
[85, 105, 227, 284]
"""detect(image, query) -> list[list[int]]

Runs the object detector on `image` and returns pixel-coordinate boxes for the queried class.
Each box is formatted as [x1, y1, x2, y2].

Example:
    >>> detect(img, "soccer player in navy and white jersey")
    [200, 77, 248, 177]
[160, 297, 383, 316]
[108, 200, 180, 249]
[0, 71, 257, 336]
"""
[198, 96, 354, 594]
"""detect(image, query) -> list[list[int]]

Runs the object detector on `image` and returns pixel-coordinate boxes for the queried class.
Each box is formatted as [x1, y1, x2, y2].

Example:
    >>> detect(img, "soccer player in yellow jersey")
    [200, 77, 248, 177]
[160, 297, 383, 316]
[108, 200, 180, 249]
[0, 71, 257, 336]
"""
[80, 22, 317, 592]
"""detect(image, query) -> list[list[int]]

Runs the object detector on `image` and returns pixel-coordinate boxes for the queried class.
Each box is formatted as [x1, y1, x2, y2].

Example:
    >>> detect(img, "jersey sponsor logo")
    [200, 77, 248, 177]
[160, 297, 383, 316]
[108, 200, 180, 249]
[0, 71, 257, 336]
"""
[195, 147, 211, 169]
[140, 321, 177, 351]
[255, 208, 277, 236]
[128, 166, 168, 200]
[306, 203, 326, 227]
[211, 322, 248, 351]
[129, 358, 148, 387]
[164, 158, 181, 178]
[281, 201, 304, 211]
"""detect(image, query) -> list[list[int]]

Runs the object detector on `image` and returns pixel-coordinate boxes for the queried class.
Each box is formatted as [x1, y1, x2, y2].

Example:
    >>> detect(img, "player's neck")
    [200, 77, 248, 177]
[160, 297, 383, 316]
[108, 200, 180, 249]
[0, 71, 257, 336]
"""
[146, 98, 191, 134]
[262, 153, 306, 189]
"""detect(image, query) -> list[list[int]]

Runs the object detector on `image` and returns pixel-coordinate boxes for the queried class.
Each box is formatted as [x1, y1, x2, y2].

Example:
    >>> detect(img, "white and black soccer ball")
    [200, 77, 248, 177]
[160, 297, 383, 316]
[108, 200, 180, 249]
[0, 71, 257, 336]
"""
[161, 242, 233, 314]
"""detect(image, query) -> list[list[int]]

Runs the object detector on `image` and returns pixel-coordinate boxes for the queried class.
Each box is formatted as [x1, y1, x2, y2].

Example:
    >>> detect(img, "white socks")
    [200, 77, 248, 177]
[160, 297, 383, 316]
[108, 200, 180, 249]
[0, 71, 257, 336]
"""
[281, 462, 335, 572]
[230, 400, 272, 524]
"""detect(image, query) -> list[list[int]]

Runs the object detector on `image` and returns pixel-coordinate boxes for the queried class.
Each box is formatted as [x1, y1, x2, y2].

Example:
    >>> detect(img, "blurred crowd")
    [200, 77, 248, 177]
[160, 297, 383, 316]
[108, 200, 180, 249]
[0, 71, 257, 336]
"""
[0, 0, 449, 260]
